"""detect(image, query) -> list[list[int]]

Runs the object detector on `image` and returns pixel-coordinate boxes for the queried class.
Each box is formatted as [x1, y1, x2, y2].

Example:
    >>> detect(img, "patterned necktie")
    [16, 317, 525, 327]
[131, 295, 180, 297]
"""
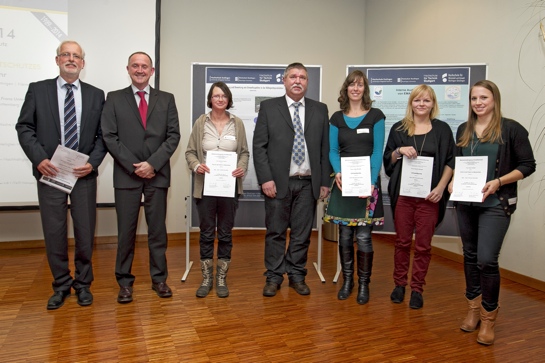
[64, 83, 78, 150]
[291, 102, 305, 165]
[137, 91, 148, 129]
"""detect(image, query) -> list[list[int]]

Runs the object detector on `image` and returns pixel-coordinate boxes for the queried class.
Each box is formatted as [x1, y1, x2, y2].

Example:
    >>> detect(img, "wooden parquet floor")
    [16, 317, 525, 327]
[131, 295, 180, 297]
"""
[1, 231, 545, 362]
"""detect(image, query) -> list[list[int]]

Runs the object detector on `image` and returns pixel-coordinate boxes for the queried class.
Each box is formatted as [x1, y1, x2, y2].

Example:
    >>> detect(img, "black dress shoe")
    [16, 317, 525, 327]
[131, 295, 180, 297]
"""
[390, 285, 405, 304]
[117, 286, 133, 304]
[152, 281, 172, 298]
[263, 282, 280, 297]
[47, 290, 70, 310]
[76, 287, 93, 306]
[409, 291, 424, 309]
[289, 281, 310, 295]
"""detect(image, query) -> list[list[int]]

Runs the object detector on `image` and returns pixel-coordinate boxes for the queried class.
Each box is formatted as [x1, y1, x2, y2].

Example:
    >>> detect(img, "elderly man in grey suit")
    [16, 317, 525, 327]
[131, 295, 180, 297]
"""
[16, 40, 107, 310]
[253, 62, 331, 297]
[101, 52, 180, 303]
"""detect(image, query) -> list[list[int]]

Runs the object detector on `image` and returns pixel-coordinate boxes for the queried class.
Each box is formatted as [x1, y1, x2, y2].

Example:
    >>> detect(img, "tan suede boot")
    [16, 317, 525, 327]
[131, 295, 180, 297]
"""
[477, 304, 499, 345]
[460, 295, 482, 332]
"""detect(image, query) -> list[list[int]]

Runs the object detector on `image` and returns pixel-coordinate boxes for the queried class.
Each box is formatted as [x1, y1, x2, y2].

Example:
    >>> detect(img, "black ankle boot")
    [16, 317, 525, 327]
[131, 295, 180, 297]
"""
[337, 245, 354, 300]
[356, 251, 373, 305]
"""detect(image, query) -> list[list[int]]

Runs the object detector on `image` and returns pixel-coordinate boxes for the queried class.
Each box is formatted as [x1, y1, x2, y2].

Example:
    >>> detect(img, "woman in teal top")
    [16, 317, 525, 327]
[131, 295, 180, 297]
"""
[449, 80, 535, 345]
[324, 70, 385, 305]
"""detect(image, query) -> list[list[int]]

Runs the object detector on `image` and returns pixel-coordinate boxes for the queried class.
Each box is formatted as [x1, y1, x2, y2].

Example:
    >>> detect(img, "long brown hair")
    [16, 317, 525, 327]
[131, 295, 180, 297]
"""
[337, 70, 373, 113]
[457, 80, 503, 147]
[396, 84, 439, 136]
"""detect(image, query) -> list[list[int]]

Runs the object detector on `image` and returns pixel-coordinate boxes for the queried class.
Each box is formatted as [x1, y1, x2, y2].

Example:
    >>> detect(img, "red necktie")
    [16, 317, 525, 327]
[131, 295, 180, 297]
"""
[137, 91, 148, 129]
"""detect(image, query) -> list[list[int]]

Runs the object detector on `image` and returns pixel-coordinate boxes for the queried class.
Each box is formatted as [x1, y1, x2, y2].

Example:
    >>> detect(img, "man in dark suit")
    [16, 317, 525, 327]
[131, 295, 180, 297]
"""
[253, 62, 331, 297]
[101, 52, 180, 303]
[16, 40, 107, 310]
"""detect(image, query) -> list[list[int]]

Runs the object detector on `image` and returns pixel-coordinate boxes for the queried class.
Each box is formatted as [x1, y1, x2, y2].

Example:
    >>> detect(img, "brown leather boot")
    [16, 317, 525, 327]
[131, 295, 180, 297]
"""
[477, 304, 499, 345]
[460, 295, 482, 332]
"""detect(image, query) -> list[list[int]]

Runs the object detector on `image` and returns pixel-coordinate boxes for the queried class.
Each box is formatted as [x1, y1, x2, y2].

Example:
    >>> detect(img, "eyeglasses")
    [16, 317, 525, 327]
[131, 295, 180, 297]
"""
[58, 52, 83, 60]
[212, 95, 228, 100]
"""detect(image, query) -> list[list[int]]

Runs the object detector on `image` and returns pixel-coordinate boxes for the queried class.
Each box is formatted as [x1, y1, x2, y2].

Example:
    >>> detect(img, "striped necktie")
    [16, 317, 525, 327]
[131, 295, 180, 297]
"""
[64, 83, 78, 150]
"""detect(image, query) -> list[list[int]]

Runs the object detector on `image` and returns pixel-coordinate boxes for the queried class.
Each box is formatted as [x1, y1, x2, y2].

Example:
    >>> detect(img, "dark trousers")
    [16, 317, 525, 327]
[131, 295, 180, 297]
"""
[37, 178, 97, 292]
[195, 194, 239, 260]
[456, 203, 510, 311]
[114, 185, 168, 287]
[264, 179, 316, 284]
[393, 195, 439, 293]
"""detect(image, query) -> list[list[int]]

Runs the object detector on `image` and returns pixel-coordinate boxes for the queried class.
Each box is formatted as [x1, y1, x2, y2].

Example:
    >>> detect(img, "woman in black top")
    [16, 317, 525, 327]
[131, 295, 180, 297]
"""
[449, 80, 535, 345]
[383, 85, 454, 309]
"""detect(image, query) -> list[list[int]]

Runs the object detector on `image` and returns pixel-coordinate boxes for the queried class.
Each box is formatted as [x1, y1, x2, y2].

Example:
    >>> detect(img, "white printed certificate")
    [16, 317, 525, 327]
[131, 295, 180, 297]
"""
[203, 151, 237, 198]
[450, 156, 488, 202]
[399, 156, 433, 198]
[40, 145, 89, 194]
[341, 156, 372, 197]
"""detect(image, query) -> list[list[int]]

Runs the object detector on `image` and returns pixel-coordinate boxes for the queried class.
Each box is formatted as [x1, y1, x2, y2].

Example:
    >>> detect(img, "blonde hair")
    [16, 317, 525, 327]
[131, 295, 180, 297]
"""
[457, 80, 503, 147]
[397, 84, 439, 136]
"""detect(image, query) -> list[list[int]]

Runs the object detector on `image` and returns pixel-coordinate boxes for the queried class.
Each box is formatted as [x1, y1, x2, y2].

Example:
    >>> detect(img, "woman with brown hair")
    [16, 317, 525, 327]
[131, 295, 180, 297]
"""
[449, 80, 535, 344]
[186, 82, 249, 298]
[324, 70, 385, 305]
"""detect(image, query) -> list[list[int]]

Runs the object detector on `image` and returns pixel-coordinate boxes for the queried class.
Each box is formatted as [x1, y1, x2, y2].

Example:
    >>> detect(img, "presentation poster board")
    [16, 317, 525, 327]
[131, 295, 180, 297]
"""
[349, 64, 488, 140]
[190, 63, 322, 227]
[348, 64, 488, 235]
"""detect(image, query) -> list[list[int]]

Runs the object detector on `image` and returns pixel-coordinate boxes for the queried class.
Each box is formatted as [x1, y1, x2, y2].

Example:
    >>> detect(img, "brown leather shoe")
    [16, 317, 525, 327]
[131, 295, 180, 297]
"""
[152, 281, 172, 298]
[263, 282, 280, 297]
[289, 281, 310, 295]
[117, 286, 133, 304]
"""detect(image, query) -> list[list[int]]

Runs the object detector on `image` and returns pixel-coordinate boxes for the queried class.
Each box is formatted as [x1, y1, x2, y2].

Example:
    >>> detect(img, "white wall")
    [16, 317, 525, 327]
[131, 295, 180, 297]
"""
[4, 0, 544, 284]
[364, 0, 545, 281]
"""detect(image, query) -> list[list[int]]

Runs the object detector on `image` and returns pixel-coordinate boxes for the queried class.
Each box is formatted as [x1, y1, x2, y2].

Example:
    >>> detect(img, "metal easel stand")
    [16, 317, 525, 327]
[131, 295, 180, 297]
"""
[333, 227, 341, 283]
[312, 199, 326, 283]
[180, 192, 194, 282]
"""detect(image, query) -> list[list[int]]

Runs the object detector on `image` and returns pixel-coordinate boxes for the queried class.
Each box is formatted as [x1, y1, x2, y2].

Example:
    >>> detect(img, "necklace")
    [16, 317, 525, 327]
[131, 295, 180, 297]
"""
[413, 124, 431, 156]
[470, 135, 480, 156]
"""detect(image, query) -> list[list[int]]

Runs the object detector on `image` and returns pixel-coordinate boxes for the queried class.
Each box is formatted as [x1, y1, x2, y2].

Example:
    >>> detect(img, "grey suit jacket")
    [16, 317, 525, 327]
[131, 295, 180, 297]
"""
[101, 86, 180, 189]
[16, 77, 107, 180]
[253, 96, 331, 199]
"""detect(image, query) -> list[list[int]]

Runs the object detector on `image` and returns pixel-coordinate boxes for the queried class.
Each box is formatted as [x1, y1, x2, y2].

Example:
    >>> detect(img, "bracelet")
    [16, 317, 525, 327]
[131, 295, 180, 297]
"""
[497, 178, 502, 187]
[395, 147, 401, 156]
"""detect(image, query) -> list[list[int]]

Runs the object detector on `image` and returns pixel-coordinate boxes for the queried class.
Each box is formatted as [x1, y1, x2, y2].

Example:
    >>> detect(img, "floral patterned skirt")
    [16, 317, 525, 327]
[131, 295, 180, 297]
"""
[323, 178, 384, 226]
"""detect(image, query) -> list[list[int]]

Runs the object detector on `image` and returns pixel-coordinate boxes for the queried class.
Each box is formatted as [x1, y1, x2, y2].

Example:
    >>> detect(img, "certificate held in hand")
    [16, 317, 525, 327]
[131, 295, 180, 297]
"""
[40, 145, 89, 194]
[450, 156, 488, 202]
[399, 156, 433, 198]
[203, 151, 237, 198]
[340, 156, 372, 197]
